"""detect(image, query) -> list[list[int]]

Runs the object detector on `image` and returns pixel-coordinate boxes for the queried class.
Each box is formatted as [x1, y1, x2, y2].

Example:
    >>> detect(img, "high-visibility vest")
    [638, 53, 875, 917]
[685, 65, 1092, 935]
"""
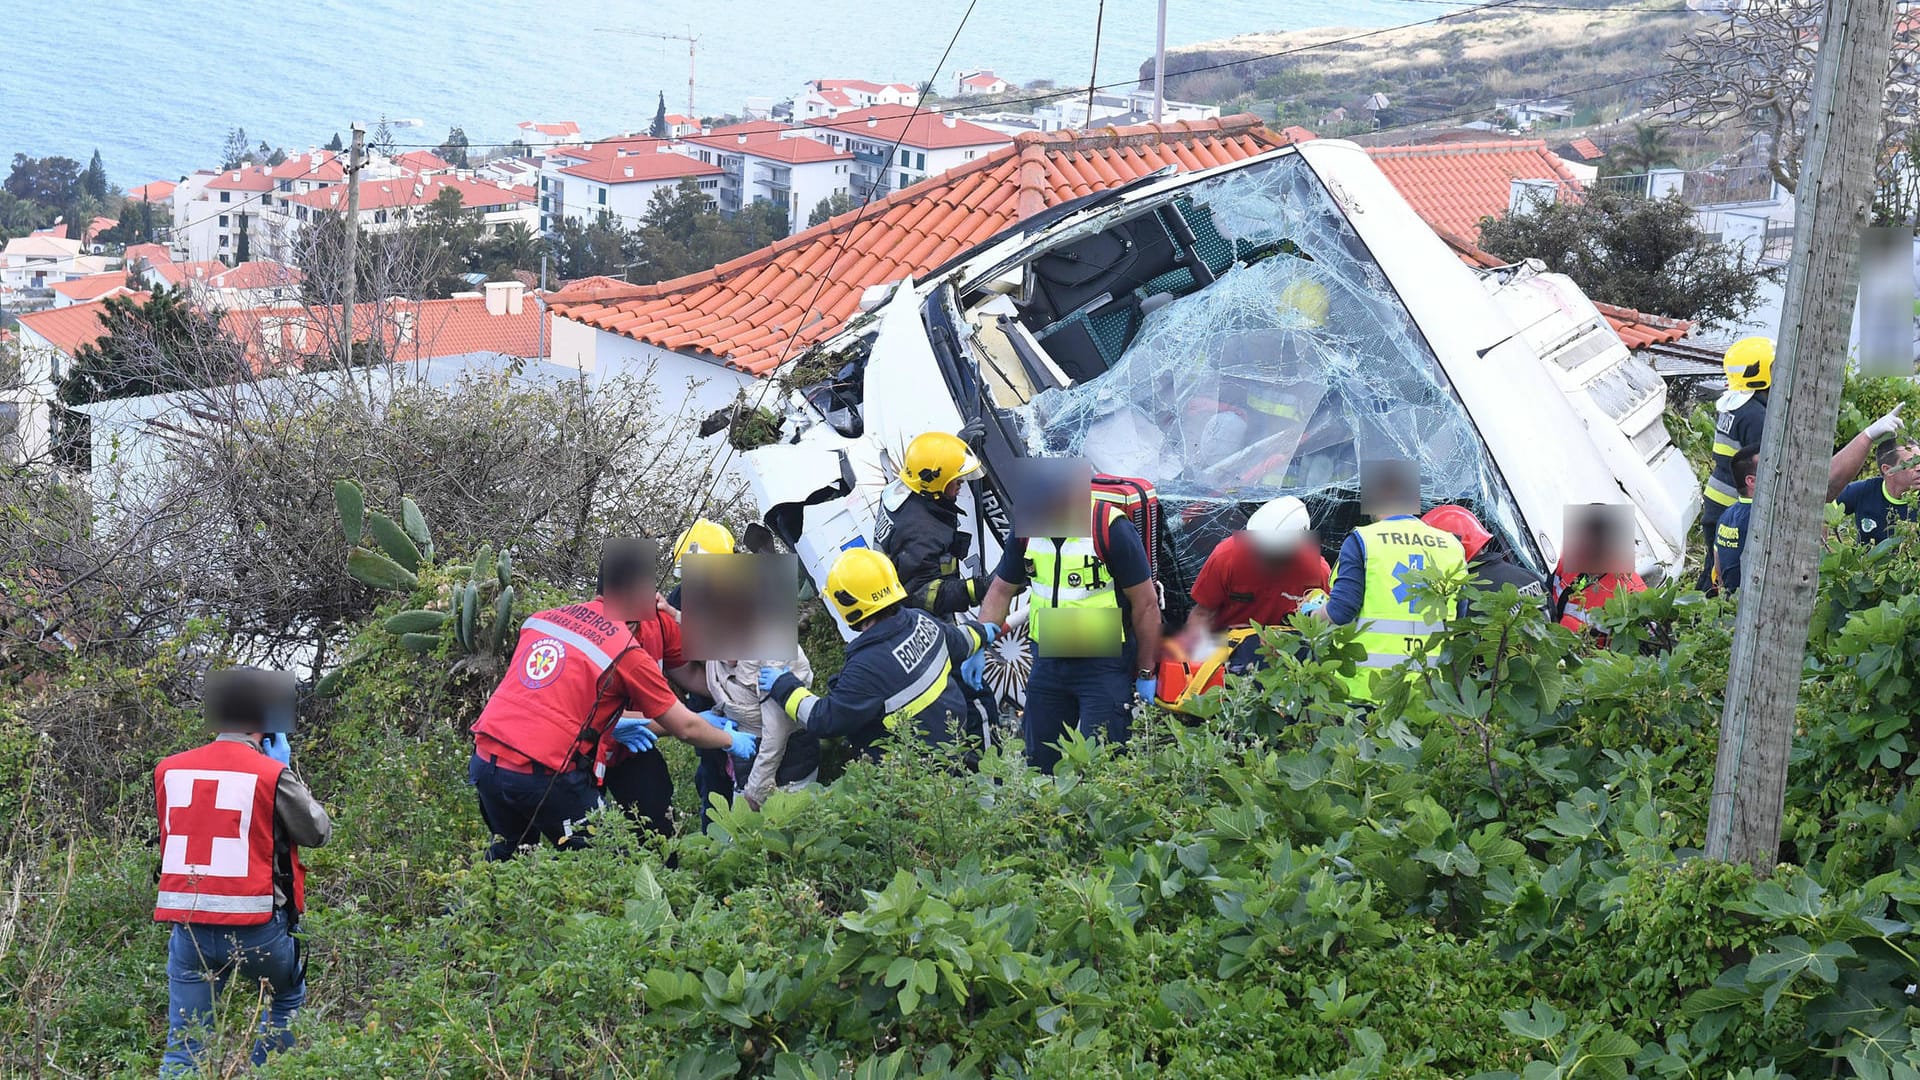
[154, 740, 303, 926]
[1025, 504, 1127, 650]
[472, 599, 640, 777]
[1333, 519, 1465, 701]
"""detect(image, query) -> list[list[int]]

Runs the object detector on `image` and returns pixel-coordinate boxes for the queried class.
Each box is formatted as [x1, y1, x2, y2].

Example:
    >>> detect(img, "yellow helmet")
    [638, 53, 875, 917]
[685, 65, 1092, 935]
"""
[672, 519, 735, 572]
[900, 431, 981, 496]
[1723, 336, 1774, 392]
[825, 547, 906, 626]
[1279, 278, 1330, 328]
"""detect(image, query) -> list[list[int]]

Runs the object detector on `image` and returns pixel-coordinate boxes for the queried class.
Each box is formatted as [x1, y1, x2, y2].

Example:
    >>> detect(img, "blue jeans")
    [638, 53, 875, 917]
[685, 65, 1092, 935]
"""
[1023, 655, 1135, 775]
[469, 753, 601, 861]
[161, 910, 304, 1076]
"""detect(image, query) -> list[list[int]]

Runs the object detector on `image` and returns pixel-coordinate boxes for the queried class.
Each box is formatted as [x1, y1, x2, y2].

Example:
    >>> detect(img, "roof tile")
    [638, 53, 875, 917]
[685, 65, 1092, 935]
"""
[1366, 139, 1581, 240]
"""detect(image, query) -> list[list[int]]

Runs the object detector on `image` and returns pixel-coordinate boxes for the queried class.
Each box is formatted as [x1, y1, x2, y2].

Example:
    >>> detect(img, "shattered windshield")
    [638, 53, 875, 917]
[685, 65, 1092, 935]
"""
[1008, 154, 1529, 568]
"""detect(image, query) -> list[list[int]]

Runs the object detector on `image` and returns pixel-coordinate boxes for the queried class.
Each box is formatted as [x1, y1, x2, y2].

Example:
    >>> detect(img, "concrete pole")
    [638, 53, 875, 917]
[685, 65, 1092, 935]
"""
[1154, 0, 1167, 124]
[1705, 0, 1899, 871]
[342, 123, 365, 368]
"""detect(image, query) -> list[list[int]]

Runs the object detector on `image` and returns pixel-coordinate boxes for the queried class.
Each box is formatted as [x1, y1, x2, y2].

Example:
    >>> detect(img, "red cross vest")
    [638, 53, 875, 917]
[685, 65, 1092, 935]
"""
[471, 599, 640, 778]
[154, 740, 304, 925]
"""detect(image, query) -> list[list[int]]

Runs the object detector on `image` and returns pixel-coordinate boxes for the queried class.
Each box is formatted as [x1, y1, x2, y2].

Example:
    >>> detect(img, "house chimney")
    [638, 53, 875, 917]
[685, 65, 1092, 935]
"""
[391, 308, 416, 343]
[867, 117, 878, 128]
[483, 280, 525, 316]
[1508, 178, 1558, 214]
[624, 166, 635, 178]
[943, 116, 957, 128]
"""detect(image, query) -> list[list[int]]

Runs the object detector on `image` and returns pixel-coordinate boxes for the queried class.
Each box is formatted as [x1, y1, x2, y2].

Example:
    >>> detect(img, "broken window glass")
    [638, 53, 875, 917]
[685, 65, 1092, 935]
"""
[1007, 155, 1531, 572]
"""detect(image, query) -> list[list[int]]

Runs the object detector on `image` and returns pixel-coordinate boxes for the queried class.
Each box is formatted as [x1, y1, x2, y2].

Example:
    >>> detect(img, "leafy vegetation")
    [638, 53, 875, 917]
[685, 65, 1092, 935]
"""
[6, 484, 1920, 1075]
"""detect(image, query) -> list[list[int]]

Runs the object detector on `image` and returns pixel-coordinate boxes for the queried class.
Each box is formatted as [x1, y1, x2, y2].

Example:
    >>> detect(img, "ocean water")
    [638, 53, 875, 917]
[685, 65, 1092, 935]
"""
[1, 0, 1411, 187]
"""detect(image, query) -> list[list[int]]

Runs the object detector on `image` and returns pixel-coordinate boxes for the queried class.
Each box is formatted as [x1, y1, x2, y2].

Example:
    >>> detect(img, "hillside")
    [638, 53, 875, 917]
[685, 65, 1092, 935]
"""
[1144, 6, 1707, 139]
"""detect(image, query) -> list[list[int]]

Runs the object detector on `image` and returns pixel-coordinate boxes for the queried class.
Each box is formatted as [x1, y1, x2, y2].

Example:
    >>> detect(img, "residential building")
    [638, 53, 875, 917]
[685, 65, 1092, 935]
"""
[219, 282, 546, 371]
[1496, 98, 1577, 131]
[803, 104, 1010, 200]
[49, 272, 138, 308]
[127, 180, 177, 204]
[1031, 90, 1221, 132]
[6, 295, 144, 465]
[662, 114, 704, 137]
[476, 156, 541, 188]
[284, 175, 537, 249]
[956, 69, 1010, 96]
[1363, 139, 1583, 240]
[680, 121, 852, 233]
[140, 256, 304, 309]
[537, 139, 722, 231]
[517, 121, 582, 146]
[545, 116, 1306, 470]
[173, 152, 347, 264]
[796, 79, 918, 121]
[0, 234, 112, 308]
[394, 150, 456, 174]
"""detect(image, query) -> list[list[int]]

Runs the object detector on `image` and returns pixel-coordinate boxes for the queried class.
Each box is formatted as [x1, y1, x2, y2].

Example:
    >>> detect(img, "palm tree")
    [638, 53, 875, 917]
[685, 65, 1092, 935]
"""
[1607, 123, 1679, 175]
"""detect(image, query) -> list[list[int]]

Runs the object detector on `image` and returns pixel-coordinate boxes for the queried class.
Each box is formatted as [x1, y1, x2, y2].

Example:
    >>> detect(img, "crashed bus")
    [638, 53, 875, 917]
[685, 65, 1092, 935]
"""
[742, 139, 1701, 702]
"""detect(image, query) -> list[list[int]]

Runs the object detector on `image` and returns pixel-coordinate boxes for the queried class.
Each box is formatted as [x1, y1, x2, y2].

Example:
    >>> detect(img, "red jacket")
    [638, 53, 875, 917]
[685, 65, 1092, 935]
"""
[472, 598, 676, 779]
[154, 740, 305, 926]
[599, 607, 686, 773]
[1553, 568, 1647, 634]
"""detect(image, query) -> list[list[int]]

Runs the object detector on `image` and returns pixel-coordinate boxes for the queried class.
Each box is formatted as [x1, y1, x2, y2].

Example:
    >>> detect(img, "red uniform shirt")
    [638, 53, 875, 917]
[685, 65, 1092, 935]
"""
[602, 606, 688, 770]
[1190, 533, 1332, 630]
[472, 598, 679, 775]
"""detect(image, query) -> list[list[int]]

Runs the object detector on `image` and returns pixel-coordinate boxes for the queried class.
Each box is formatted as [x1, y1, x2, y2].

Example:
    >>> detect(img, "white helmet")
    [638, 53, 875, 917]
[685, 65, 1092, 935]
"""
[1245, 496, 1312, 553]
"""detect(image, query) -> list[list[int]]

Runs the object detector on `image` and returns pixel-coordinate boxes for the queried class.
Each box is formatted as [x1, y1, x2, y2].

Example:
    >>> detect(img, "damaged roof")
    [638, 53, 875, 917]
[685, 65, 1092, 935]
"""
[551, 114, 1305, 375]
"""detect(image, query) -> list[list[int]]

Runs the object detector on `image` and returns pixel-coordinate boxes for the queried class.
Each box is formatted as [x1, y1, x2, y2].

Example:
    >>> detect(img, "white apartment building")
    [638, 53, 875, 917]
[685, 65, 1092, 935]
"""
[1031, 90, 1221, 132]
[172, 152, 348, 264]
[536, 139, 723, 232]
[680, 122, 852, 234]
[803, 105, 1010, 200]
[796, 79, 918, 121]
[285, 175, 537, 247]
[0, 234, 112, 307]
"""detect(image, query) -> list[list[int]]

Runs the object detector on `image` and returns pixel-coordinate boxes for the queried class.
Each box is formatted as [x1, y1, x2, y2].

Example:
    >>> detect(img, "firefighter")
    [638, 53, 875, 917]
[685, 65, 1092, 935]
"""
[979, 478, 1162, 775]
[1698, 337, 1772, 590]
[1315, 469, 1466, 700]
[468, 539, 754, 860]
[757, 548, 994, 755]
[1421, 504, 1548, 604]
[1713, 445, 1759, 595]
[156, 668, 330, 1075]
[877, 431, 986, 614]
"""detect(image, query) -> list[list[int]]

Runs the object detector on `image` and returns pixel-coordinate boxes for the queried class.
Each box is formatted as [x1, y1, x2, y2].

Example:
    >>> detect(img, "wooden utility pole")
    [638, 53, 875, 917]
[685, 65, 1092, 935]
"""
[1705, 0, 1898, 870]
[341, 122, 365, 368]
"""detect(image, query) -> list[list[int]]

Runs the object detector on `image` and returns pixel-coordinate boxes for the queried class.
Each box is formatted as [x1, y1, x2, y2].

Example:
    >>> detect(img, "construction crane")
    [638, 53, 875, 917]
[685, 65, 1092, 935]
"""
[598, 27, 699, 121]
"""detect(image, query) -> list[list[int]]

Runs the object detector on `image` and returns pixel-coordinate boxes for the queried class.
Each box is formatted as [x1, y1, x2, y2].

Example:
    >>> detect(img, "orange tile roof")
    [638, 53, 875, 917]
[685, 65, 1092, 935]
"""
[1366, 139, 1580, 240]
[207, 168, 275, 193]
[222, 295, 545, 371]
[127, 180, 178, 202]
[558, 151, 723, 184]
[50, 273, 136, 302]
[14, 294, 150, 356]
[805, 103, 1012, 150]
[155, 260, 302, 291]
[1567, 138, 1603, 161]
[123, 242, 173, 267]
[520, 121, 581, 138]
[553, 115, 1299, 375]
[686, 122, 853, 164]
[30, 224, 68, 239]
[290, 176, 533, 212]
[395, 150, 454, 173]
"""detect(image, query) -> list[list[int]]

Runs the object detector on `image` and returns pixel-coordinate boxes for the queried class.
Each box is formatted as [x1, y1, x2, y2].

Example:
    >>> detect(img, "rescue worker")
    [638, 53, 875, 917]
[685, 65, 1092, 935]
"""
[1186, 497, 1330, 635]
[1422, 505, 1548, 604]
[1314, 470, 1466, 700]
[599, 535, 724, 839]
[662, 518, 739, 829]
[1551, 508, 1646, 637]
[156, 668, 330, 1075]
[1713, 445, 1759, 596]
[1835, 439, 1920, 545]
[468, 539, 754, 860]
[757, 548, 994, 755]
[1698, 337, 1772, 589]
[877, 431, 986, 614]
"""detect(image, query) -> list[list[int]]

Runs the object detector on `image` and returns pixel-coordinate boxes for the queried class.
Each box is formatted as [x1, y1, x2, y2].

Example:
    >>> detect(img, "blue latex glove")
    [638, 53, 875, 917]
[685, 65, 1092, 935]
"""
[612, 717, 658, 753]
[1297, 589, 1328, 618]
[757, 666, 782, 694]
[979, 621, 1001, 647]
[261, 732, 291, 765]
[698, 709, 731, 730]
[728, 729, 759, 760]
[960, 651, 986, 691]
[1135, 676, 1158, 704]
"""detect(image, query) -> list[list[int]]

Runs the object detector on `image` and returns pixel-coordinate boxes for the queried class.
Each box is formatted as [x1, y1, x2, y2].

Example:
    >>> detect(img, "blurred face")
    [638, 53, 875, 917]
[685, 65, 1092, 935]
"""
[601, 580, 655, 624]
[1251, 531, 1313, 569]
[1884, 445, 1920, 498]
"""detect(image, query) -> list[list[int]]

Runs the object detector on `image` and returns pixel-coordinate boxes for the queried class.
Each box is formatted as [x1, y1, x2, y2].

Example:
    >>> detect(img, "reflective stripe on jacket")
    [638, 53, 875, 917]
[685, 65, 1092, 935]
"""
[471, 600, 639, 777]
[155, 740, 303, 925]
[1026, 504, 1126, 649]
[1332, 519, 1465, 701]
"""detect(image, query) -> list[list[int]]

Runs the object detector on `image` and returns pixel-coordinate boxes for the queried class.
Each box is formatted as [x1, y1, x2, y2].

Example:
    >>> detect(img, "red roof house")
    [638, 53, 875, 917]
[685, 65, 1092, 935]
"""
[1365, 139, 1581, 240]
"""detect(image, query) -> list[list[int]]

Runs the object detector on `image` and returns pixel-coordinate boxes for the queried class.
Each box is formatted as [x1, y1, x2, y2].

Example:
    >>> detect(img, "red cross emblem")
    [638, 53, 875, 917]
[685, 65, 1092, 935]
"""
[170, 777, 245, 867]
